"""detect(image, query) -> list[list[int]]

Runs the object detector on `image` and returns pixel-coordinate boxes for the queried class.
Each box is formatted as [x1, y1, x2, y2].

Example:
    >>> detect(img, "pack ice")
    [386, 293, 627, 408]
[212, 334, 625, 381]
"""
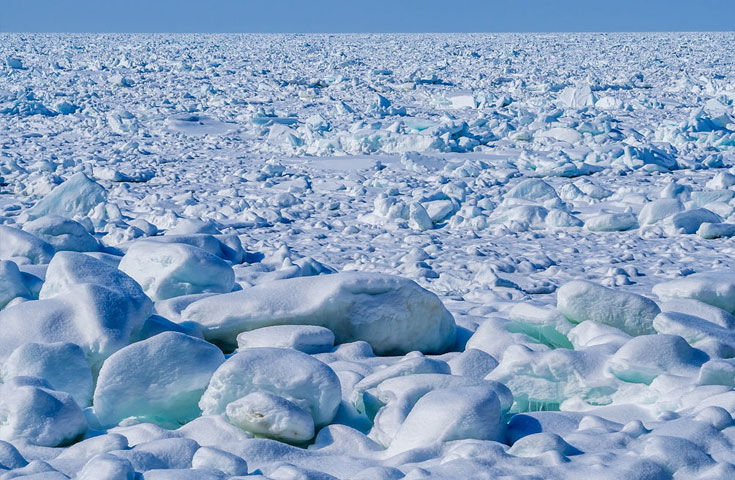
[1, 32, 735, 479]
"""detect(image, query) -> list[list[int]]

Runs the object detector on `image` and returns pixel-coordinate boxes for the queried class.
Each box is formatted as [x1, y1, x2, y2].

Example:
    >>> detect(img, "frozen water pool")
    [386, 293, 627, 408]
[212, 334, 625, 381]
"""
[1, 32, 735, 478]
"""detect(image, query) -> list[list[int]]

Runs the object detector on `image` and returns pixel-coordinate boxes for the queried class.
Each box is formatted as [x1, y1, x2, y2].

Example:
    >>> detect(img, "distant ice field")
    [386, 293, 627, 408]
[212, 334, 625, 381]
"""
[1, 33, 735, 479]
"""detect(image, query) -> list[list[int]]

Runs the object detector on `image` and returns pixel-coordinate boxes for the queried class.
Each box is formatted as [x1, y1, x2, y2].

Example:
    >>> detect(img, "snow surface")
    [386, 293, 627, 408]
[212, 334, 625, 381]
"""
[1, 32, 735, 478]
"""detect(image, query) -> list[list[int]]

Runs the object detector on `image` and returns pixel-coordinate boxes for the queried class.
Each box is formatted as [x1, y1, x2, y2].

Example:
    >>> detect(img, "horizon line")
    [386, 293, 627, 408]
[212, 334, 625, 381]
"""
[2, 30, 734, 35]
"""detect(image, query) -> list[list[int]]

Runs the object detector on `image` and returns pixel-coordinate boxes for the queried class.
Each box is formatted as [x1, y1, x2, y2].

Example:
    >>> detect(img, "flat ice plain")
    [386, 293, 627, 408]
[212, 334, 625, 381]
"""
[1, 32, 735, 479]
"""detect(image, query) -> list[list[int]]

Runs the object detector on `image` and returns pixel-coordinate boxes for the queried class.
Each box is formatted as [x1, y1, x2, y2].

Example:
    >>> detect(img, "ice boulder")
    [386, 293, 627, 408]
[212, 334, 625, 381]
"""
[40, 251, 146, 308]
[653, 311, 735, 358]
[608, 334, 707, 384]
[93, 166, 155, 183]
[39, 251, 152, 337]
[52, 432, 130, 468]
[182, 272, 456, 354]
[506, 179, 560, 205]
[22, 215, 99, 252]
[465, 316, 551, 361]
[638, 199, 685, 225]
[351, 356, 452, 408]
[424, 199, 457, 223]
[236, 325, 335, 354]
[5, 56, 23, 69]
[77, 454, 135, 480]
[487, 345, 608, 412]
[267, 123, 303, 148]
[0, 225, 55, 264]
[697, 222, 735, 239]
[1, 342, 93, 408]
[557, 280, 659, 336]
[669, 208, 722, 234]
[653, 271, 735, 313]
[0, 376, 87, 447]
[94, 332, 225, 428]
[191, 447, 248, 477]
[545, 209, 583, 228]
[574, 179, 613, 200]
[199, 347, 341, 430]
[127, 437, 200, 470]
[508, 432, 581, 458]
[153, 293, 216, 323]
[370, 374, 512, 447]
[585, 212, 638, 232]
[622, 145, 679, 171]
[447, 349, 499, 379]
[537, 127, 581, 144]
[707, 171, 735, 190]
[0, 282, 149, 371]
[109, 74, 134, 87]
[225, 391, 315, 444]
[140, 234, 244, 264]
[558, 84, 597, 109]
[439, 90, 476, 109]
[176, 415, 254, 454]
[22, 172, 107, 221]
[567, 320, 631, 349]
[408, 202, 433, 231]
[508, 301, 574, 349]
[661, 298, 735, 329]
[166, 218, 221, 235]
[0, 260, 32, 308]
[118, 241, 235, 301]
[387, 386, 504, 454]
[0, 441, 27, 470]
[138, 314, 204, 341]
[501, 205, 549, 226]
[596, 96, 624, 110]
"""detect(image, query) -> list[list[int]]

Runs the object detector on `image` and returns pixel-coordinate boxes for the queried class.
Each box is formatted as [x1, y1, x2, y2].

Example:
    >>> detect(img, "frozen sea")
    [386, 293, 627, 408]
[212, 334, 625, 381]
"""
[1, 33, 735, 479]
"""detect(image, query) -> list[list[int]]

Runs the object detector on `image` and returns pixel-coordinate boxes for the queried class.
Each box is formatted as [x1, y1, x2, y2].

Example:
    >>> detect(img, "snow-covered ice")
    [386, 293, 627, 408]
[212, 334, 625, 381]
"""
[1, 31, 735, 478]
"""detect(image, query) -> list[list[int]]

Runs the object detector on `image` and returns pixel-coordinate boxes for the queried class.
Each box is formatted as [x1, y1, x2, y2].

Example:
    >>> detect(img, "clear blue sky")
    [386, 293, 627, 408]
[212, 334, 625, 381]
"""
[2, 0, 735, 33]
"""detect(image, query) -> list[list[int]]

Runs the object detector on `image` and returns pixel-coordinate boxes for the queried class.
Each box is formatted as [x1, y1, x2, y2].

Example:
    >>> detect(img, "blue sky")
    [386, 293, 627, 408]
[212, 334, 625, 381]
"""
[2, 0, 735, 33]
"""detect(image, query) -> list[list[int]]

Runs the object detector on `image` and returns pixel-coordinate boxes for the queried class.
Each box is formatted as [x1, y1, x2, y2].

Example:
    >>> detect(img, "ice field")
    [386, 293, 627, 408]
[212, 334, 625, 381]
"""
[1, 32, 735, 478]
